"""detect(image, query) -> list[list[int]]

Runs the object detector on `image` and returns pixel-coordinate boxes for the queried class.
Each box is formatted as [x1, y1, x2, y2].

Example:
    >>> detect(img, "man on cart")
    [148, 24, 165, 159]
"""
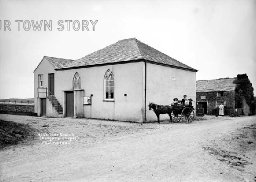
[171, 95, 194, 122]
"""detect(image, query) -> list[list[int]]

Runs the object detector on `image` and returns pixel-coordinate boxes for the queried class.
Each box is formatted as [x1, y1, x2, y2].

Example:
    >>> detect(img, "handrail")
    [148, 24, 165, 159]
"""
[48, 90, 54, 96]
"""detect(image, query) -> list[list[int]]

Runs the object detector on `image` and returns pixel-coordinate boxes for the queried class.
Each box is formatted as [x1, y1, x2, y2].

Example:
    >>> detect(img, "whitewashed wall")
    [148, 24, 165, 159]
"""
[146, 63, 196, 122]
[54, 62, 145, 122]
[34, 59, 196, 123]
[34, 58, 56, 116]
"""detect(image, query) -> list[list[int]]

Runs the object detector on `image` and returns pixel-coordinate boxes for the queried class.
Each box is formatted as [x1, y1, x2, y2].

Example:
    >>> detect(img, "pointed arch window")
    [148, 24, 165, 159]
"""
[104, 69, 114, 100]
[73, 72, 81, 90]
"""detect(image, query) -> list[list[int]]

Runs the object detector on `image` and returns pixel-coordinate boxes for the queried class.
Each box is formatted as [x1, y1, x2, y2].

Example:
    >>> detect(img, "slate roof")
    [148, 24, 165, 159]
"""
[40, 38, 197, 72]
[196, 77, 237, 92]
[44, 56, 74, 69]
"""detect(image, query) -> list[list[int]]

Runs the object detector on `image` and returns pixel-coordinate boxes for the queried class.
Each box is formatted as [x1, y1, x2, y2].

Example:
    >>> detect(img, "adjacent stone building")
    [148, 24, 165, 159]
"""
[196, 77, 250, 115]
[196, 78, 236, 115]
[34, 38, 197, 122]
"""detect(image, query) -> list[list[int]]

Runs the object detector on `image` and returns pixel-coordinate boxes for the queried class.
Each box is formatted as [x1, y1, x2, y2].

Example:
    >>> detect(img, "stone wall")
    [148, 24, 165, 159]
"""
[0, 104, 35, 116]
[196, 91, 235, 115]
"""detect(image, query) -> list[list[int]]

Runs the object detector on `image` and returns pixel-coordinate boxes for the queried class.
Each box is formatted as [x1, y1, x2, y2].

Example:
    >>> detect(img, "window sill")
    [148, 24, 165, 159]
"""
[103, 99, 115, 102]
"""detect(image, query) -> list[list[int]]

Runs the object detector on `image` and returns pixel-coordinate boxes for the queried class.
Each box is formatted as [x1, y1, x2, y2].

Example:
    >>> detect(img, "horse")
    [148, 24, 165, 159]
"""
[148, 102, 173, 123]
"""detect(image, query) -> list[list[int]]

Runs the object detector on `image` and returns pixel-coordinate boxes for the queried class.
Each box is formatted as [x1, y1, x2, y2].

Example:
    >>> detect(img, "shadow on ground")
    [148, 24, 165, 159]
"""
[0, 120, 38, 150]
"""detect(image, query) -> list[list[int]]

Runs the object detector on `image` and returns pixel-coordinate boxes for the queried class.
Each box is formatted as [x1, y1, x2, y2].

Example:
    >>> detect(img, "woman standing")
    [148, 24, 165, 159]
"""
[219, 103, 224, 116]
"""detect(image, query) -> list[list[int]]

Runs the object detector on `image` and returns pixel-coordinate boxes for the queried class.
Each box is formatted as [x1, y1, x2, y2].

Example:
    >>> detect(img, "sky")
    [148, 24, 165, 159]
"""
[0, 0, 255, 99]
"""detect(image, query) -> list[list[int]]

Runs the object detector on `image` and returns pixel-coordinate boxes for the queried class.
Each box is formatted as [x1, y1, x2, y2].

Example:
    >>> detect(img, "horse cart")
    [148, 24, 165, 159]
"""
[172, 104, 195, 123]
[149, 103, 195, 124]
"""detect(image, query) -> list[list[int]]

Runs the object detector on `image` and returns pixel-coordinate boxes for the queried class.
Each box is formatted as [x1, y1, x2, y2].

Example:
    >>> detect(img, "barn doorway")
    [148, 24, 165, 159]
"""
[198, 102, 207, 114]
[40, 98, 46, 116]
[65, 91, 74, 117]
[48, 73, 54, 95]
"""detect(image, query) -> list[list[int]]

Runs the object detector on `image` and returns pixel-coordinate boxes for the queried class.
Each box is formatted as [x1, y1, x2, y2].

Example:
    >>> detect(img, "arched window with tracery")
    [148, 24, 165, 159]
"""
[73, 72, 81, 90]
[104, 69, 114, 100]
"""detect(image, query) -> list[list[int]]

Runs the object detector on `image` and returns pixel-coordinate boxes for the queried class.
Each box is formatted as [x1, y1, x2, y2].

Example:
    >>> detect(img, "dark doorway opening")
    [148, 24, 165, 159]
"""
[40, 98, 46, 116]
[198, 102, 207, 114]
[48, 73, 54, 95]
[66, 91, 74, 117]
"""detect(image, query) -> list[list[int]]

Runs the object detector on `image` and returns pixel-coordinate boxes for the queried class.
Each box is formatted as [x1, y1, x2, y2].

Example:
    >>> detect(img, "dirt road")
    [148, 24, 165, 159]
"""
[0, 114, 255, 182]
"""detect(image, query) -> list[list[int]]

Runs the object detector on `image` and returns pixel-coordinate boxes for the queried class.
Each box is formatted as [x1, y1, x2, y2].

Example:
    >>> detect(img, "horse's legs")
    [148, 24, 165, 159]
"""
[186, 116, 189, 124]
[157, 114, 160, 124]
[169, 114, 172, 123]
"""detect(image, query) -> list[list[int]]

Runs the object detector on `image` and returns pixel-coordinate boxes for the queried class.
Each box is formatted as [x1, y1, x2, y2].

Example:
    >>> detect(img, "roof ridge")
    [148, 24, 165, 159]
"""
[117, 37, 137, 42]
[133, 38, 144, 58]
[44, 56, 74, 61]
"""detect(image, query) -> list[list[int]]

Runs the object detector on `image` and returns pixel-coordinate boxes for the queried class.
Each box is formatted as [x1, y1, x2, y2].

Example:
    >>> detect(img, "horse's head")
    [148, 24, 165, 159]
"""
[149, 102, 156, 110]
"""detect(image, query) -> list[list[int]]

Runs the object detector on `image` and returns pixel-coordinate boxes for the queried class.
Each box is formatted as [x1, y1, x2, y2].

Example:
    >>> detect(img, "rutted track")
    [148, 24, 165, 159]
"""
[0, 114, 255, 182]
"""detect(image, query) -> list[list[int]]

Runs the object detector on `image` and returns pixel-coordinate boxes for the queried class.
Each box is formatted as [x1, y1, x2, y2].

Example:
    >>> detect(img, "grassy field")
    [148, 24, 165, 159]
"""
[0, 119, 38, 149]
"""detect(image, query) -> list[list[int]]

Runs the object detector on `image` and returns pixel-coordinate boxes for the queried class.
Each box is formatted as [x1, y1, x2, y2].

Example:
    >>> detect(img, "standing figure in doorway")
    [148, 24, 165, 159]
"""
[219, 103, 224, 116]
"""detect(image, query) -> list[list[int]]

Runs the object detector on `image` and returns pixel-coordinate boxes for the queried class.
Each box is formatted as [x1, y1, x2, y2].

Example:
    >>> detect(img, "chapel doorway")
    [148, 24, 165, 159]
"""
[66, 91, 74, 117]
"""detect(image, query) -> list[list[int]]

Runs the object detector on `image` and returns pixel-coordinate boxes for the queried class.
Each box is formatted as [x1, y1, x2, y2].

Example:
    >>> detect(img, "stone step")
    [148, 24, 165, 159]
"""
[48, 95, 63, 115]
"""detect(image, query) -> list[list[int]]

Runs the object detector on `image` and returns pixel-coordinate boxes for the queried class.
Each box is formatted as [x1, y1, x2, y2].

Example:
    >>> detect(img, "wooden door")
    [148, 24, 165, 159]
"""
[48, 73, 54, 95]
[40, 98, 46, 116]
[66, 91, 74, 117]
[198, 102, 207, 114]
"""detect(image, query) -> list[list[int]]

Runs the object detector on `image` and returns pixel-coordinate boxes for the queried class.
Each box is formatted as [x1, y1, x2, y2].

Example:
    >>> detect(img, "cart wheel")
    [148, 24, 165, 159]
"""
[188, 110, 195, 123]
[174, 115, 180, 123]
[181, 108, 186, 123]
[172, 113, 179, 123]
[182, 107, 193, 124]
[178, 115, 183, 123]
